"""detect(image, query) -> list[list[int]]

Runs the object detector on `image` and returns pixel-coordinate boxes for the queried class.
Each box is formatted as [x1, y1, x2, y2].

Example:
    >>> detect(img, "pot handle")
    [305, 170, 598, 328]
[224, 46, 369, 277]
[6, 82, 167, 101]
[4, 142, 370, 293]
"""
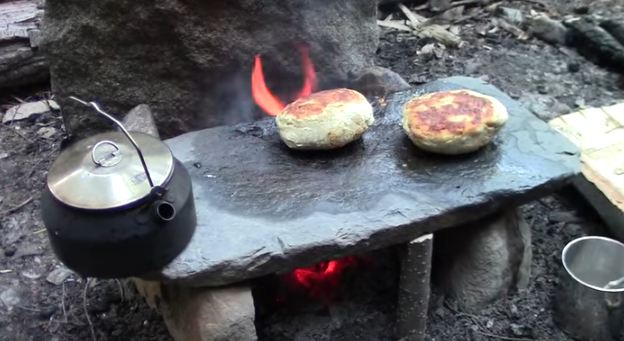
[69, 96, 155, 187]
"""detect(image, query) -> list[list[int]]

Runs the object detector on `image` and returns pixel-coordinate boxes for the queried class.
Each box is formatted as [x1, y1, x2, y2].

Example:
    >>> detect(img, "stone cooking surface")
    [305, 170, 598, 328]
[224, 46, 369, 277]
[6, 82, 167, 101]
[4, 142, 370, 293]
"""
[159, 77, 579, 287]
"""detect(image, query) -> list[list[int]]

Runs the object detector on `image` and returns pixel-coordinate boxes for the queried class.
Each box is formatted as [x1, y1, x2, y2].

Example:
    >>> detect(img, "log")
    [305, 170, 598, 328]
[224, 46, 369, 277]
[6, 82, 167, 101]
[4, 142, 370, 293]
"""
[396, 234, 433, 341]
[0, 0, 49, 89]
[601, 19, 624, 46]
[566, 18, 624, 72]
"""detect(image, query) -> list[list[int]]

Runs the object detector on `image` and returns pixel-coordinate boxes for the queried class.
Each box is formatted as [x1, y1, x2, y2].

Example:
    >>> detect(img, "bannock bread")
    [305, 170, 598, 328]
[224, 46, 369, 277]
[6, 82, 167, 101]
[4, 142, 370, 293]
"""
[276, 89, 374, 150]
[402, 89, 508, 155]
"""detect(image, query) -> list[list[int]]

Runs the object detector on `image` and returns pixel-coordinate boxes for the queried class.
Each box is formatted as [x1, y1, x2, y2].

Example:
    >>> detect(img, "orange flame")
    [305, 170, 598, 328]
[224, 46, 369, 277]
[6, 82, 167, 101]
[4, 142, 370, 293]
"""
[251, 47, 318, 116]
[251, 55, 285, 116]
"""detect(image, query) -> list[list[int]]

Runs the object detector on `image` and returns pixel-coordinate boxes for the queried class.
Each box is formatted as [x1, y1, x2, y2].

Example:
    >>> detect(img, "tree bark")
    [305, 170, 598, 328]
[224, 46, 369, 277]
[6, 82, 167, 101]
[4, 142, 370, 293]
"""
[0, 0, 49, 89]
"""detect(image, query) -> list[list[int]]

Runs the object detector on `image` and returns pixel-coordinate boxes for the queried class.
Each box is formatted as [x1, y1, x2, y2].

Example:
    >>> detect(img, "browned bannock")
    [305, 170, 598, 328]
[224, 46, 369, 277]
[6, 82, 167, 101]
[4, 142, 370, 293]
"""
[281, 89, 365, 118]
[404, 90, 493, 138]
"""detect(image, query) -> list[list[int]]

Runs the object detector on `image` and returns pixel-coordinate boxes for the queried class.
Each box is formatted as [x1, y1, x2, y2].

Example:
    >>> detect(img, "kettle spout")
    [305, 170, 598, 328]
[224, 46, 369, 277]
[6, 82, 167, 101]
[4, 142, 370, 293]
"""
[154, 200, 176, 222]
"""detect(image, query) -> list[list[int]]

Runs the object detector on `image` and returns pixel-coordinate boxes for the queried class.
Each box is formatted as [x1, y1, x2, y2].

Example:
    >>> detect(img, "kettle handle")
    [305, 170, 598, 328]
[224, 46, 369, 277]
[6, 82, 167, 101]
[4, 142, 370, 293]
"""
[69, 96, 155, 187]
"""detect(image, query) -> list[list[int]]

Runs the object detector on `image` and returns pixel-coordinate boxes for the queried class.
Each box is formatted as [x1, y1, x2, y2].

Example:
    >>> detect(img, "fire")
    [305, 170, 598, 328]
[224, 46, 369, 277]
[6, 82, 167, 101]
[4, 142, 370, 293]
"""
[251, 46, 318, 116]
[287, 256, 359, 301]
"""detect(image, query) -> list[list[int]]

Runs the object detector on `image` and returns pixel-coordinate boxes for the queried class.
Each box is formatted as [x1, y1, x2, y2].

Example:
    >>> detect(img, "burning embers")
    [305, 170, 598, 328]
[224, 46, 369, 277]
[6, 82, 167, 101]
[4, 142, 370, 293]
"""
[251, 48, 375, 150]
[285, 256, 361, 302]
[252, 46, 318, 116]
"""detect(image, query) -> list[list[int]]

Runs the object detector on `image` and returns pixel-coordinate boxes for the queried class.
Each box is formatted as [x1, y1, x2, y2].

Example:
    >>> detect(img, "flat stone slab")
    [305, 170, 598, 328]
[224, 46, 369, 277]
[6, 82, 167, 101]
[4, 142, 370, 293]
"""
[158, 77, 579, 287]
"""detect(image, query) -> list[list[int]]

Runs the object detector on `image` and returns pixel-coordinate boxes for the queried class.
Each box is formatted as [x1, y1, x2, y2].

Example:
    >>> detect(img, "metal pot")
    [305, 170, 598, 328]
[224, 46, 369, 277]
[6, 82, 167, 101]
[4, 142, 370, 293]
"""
[41, 98, 196, 278]
[554, 236, 624, 341]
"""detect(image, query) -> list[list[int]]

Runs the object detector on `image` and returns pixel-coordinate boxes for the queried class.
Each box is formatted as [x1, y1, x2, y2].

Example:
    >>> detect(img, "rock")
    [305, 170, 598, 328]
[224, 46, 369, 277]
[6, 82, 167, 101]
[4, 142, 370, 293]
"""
[0, 151, 8, 159]
[46, 266, 74, 285]
[156, 77, 578, 287]
[43, 0, 379, 139]
[0, 288, 21, 310]
[419, 43, 436, 56]
[433, 209, 532, 312]
[498, 7, 524, 26]
[3, 246, 16, 257]
[350, 66, 411, 98]
[550, 102, 572, 117]
[464, 60, 480, 74]
[510, 303, 519, 316]
[529, 15, 568, 45]
[134, 280, 258, 341]
[408, 73, 429, 84]
[2, 100, 59, 123]
[510, 323, 528, 336]
[521, 93, 564, 121]
[122, 104, 160, 139]
[21, 270, 41, 280]
[567, 61, 581, 73]
[429, 0, 451, 12]
[573, 6, 590, 15]
[37, 126, 57, 139]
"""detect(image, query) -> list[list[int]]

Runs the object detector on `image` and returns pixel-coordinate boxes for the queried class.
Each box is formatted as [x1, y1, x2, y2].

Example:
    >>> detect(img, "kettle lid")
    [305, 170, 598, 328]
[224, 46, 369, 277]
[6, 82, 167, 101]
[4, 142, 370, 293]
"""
[46, 131, 174, 210]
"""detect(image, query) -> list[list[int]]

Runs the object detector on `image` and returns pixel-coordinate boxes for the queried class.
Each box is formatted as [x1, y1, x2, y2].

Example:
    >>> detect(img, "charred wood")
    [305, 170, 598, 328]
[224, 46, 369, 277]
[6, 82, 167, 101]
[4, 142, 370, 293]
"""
[601, 19, 624, 46]
[567, 18, 624, 72]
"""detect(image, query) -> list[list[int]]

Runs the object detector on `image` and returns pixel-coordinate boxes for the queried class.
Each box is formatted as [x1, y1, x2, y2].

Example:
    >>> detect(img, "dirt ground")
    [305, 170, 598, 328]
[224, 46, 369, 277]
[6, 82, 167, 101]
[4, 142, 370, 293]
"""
[1, 0, 623, 340]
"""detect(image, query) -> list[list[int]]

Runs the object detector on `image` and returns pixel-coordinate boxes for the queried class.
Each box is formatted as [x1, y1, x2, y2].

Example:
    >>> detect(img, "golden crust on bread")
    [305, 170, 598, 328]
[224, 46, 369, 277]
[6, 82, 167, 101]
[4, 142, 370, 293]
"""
[280, 89, 368, 119]
[276, 88, 374, 150]
[402, 89, 508, 154]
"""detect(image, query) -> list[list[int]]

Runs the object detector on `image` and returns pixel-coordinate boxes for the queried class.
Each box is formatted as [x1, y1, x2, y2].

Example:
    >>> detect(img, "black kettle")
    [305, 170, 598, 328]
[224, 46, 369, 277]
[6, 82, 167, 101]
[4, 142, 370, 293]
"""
[41, 98, 196, 278]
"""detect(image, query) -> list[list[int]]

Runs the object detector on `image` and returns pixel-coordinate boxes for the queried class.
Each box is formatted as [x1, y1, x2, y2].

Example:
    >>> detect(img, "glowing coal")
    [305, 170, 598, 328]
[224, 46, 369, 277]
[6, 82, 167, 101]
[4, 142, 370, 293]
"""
[284, 256, 361, 301]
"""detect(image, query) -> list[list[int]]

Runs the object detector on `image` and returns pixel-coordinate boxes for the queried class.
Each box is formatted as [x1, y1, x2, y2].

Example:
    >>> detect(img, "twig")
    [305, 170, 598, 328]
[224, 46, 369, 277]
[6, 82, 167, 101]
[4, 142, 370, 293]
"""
[25, 148, 56, 179]
[11, 95, 26, 104]
[377, 20, 412, 31]
[0, 269, 13, 274]
[16, 305, 43, 312]
[474, 330, 534, 341]
[61, 282, 68, 323]
[453, 10, 486, 24]
[115, 279, 125, 302]
[1, 123, 30, 141]
[451, 0, 482, 7]
[0, 195, 33, 216]
[414, 0, 492, 11]
[510, 0, 547, 7]
[83, 278, 97, 341]
[398, 3, 426, 28]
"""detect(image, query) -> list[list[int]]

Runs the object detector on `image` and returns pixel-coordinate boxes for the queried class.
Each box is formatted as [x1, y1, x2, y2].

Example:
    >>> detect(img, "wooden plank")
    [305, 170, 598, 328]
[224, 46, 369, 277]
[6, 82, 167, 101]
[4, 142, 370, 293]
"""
[549, 102, 624, 239]
[0, 0, 42, 42]
[602, 103, 624, 126]
[582, 142, 624, 211]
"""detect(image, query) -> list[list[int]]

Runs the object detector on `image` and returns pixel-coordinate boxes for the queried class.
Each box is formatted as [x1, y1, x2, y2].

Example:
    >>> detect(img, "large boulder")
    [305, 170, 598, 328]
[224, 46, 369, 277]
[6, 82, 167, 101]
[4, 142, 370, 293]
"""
[43, 0, 379, 138]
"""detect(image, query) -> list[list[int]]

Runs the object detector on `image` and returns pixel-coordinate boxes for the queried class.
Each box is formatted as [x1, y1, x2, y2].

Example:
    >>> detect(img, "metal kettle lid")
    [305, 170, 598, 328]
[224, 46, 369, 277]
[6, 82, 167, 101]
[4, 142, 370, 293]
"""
[46, 97, 175, 210]
[47, 131, 174, 210]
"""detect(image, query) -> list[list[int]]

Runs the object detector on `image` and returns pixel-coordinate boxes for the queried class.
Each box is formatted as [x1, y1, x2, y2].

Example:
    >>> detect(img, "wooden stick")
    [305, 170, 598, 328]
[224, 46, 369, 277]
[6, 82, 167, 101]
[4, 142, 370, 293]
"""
[377, 20, 413, 31]
[1, 195, 33, 216]
[396, 234, 433, 341]
[474, 330, 535, 341]
[398, 3, 427, 28]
